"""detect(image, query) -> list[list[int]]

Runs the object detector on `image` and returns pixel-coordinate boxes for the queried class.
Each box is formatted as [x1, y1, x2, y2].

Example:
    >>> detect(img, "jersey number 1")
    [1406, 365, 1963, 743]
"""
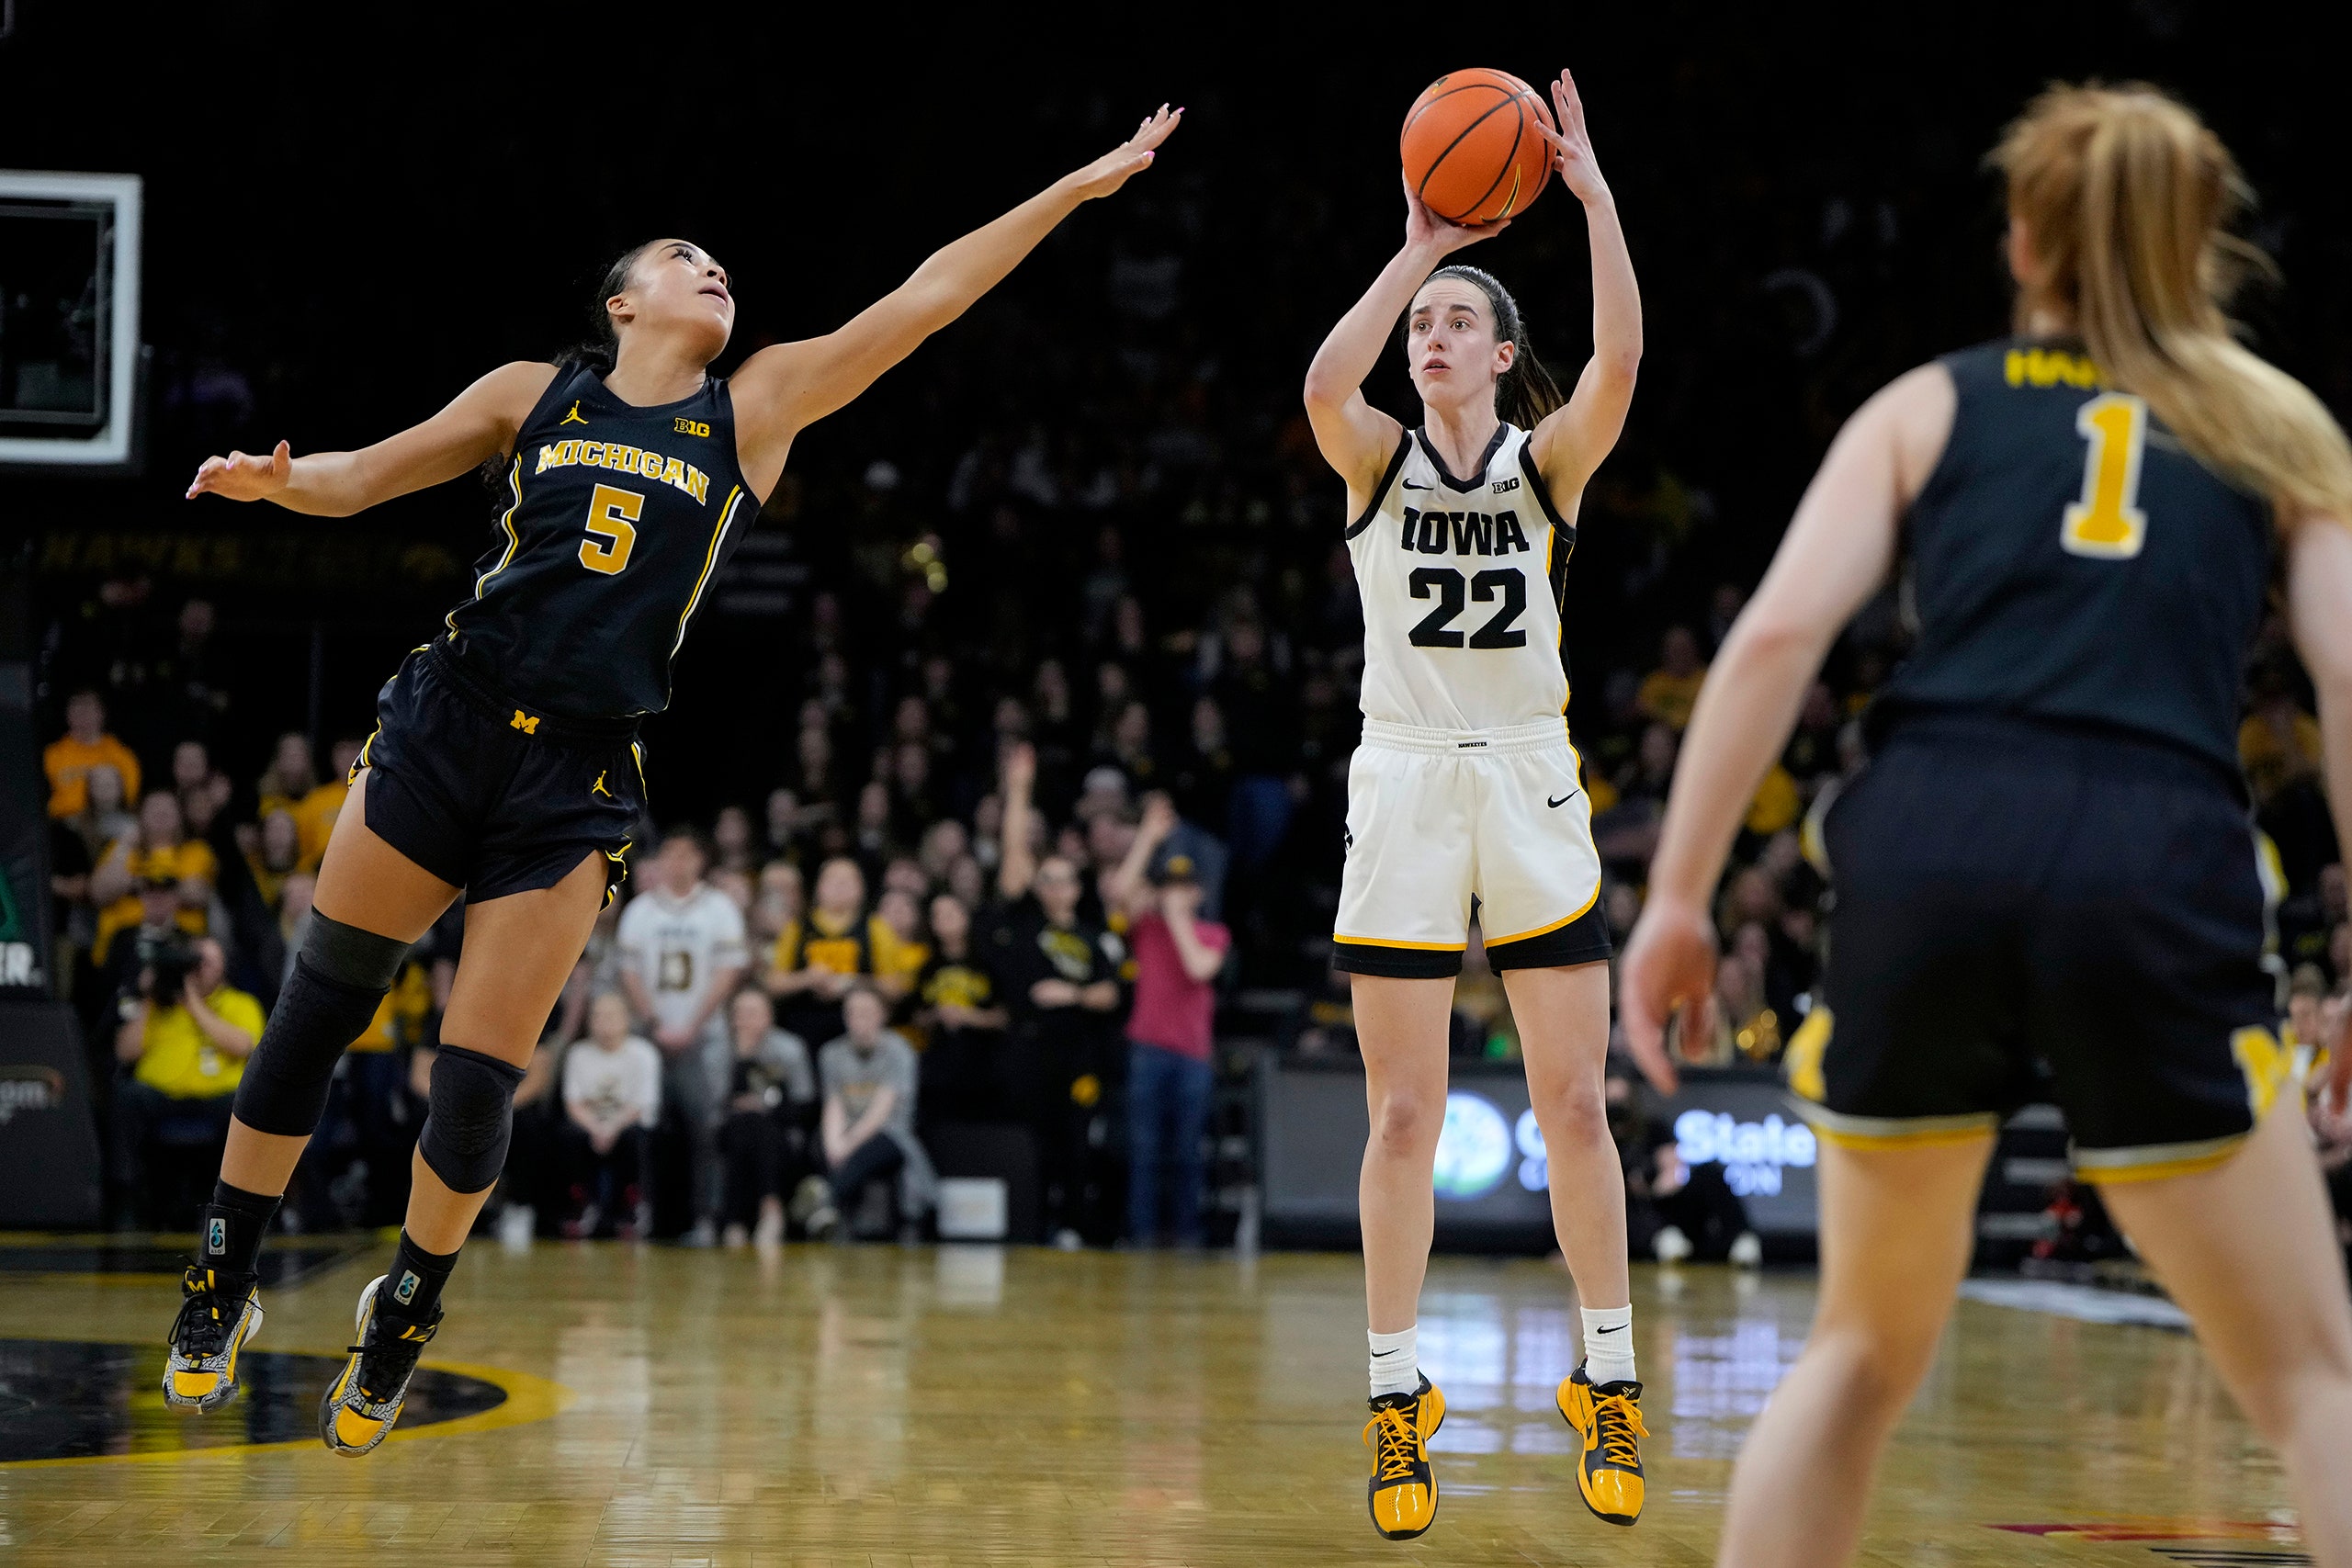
[2061, 391, 2149, 560]
[580, 483, 643, 575]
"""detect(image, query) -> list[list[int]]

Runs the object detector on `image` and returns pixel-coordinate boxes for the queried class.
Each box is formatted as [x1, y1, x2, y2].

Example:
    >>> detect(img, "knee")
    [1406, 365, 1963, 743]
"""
[1532, 1078, 1609, 1145]
[1367, 1088, 1442, 1160]
[418, 1044, 525, 1195]
[1806, 1324, 1941, 1422]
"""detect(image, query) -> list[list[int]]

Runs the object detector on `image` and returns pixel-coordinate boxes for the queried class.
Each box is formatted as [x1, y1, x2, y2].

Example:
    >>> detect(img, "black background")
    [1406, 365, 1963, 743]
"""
[3, 1, 2342, 812]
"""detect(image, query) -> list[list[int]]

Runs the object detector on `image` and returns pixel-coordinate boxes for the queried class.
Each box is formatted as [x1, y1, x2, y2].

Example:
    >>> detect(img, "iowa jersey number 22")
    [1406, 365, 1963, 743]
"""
[1408, 567, 1528, 649]
[580, 483, 642, 575]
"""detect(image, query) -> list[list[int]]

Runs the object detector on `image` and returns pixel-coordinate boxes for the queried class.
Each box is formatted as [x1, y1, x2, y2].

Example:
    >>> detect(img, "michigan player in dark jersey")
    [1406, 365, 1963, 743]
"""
[1620, 85, 2352, 1567]
[161, 106, 1181, 1454]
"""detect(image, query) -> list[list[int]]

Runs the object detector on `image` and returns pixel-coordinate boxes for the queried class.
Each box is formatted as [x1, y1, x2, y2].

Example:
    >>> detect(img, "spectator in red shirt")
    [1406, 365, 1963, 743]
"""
[1108, 795, 1231, 1247]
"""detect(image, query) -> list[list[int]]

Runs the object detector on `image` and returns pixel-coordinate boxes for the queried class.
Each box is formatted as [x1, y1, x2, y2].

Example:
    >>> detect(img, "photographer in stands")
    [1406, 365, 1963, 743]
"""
[109, 934, 262, 1224]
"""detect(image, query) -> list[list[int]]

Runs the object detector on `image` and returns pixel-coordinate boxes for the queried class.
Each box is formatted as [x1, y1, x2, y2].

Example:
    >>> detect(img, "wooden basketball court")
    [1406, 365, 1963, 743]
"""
[0, 1237, 2309, 1565]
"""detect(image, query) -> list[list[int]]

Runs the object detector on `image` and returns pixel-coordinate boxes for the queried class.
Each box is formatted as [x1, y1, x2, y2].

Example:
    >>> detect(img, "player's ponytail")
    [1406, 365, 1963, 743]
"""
[1994, 84, 2352, 528]
[1424, 265, 1566, 429]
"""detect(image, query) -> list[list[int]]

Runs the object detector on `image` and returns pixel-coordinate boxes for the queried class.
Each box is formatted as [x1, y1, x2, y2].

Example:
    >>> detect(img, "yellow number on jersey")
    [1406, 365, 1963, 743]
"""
[580, 483, 643, 575]
[2061, 392, 2149, 559]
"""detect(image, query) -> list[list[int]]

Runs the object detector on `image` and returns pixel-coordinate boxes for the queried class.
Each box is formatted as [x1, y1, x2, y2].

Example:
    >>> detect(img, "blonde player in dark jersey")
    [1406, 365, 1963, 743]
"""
[1303, 69, 1645, 1540]
[1622, 85, 2352, 1567]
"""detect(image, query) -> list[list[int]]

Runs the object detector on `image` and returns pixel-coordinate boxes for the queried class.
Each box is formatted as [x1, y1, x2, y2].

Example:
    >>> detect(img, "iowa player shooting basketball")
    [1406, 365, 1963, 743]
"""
[1301, 69, 1647, 1541]
[164, 105, 1182, 1455]
[1620, 85, 2352, 1568]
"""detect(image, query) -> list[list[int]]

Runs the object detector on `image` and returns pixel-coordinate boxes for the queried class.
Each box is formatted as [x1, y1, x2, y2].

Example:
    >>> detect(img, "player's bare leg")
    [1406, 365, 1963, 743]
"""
[1509, 961, 1646, 1523]
[1716, 1132, 1993, 1568]
[322, 848, 606, 1455]
[1352, 974, 1457, 1539]
[2098, 1102, 2352, 1567]
[165, 772, 457, 1414]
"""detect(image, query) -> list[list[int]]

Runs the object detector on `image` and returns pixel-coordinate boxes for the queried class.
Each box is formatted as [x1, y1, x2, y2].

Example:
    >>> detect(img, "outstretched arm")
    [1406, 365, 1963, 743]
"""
[1302, 185, 1496, 502]
[1528, 70, 1642, 496]
[2286, 513, 2352, 1115]
[184, 361, 556, 517]
[1616, 364, 1953, 1092]
[730, 107, 1182, 494]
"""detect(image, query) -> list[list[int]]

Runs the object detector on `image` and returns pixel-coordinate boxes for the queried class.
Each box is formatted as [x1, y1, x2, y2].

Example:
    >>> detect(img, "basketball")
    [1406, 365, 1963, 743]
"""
[1401, 68, 1557, 225]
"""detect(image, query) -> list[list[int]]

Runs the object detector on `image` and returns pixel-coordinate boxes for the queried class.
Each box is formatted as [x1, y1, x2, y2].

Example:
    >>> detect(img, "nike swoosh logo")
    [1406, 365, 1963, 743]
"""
[1403, 479, 1433, 490]
[1371, 1348, 1408, 1358]
[1594, 1325, 1625, 1334]
[1547, 791, 1579, 809]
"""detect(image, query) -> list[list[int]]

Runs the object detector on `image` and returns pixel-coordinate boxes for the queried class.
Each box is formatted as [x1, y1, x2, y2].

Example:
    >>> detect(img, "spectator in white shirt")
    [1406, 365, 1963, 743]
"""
[560, 992, 662, 1239]
[616, 829, 748, 1245]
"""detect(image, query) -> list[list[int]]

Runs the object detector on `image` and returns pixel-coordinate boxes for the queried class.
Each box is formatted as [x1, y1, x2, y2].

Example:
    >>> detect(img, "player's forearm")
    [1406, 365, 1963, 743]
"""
[1580, 189, 1642, 381]
[1646, 615, 1826, 907]
[1306, 241, 1450, 408]
[892, 178, 1091, 337]
[270, 452, 380, 517]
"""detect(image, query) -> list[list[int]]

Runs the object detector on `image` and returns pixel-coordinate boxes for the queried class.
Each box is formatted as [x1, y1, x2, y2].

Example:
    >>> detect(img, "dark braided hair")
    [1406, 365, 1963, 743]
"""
[1411, 265, 1566, 429]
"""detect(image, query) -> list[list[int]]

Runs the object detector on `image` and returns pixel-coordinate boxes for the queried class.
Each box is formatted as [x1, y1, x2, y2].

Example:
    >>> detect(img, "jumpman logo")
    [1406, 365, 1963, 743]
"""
[591, 770, 613, 798]
[559, 401, 588, 426]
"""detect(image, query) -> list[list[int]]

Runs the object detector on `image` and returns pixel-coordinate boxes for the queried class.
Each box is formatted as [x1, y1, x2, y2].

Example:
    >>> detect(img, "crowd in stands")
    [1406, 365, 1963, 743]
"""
[36, 559, 2352, 1260]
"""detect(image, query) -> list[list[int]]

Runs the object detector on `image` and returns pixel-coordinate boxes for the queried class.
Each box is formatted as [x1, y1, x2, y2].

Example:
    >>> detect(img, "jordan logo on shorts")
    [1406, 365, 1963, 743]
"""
[592, 770, 612, 798]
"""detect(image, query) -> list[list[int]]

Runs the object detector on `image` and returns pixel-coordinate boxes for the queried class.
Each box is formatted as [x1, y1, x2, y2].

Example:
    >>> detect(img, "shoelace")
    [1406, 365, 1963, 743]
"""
[1363, 1404, 1422, 1483]
[348, 1317, 435, 1402]
[1592, 1392, 1648, 1469]
[169, 1268, 238, 1359]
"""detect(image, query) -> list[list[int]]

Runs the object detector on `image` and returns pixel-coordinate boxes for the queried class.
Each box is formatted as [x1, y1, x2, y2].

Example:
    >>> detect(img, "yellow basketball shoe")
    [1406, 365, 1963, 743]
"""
[163, 1265, 264, 1413]
[1364, 1374, 1445, 1540]
[318, 1274, 440, 1457]
[1557, 1364, 1647, 1526]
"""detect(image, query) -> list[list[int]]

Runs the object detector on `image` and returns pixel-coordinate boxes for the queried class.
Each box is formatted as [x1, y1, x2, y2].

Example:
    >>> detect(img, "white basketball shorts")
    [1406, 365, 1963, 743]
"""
[1332, 717, 1611, 978]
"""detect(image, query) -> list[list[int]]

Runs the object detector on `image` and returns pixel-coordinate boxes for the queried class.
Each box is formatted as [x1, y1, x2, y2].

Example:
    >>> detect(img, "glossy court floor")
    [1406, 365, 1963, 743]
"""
[0, 1235, 2313, 1566]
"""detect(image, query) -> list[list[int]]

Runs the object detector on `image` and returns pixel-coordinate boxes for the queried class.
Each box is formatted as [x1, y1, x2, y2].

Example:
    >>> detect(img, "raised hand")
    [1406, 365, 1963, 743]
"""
[1538, 69, 1609, 204]
[187, 439, 292, 502]
[1615, 894, 1720, 1095]
[1139, 791, 1180, 843]
[1403, 173, 1505, 256]
[1065, 105, 1183, 202]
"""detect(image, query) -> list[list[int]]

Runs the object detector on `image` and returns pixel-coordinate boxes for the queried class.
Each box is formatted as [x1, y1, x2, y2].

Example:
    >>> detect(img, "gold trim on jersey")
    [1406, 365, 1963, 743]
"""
[1483, 878, 1602, 949]
[1331, 932, 1468, 953]
[669, 484, 747, 661]
[447, 457, 526, 640]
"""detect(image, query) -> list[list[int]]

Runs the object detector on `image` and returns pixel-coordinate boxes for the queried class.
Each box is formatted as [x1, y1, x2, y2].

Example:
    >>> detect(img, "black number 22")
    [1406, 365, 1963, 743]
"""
[1408, 567, 1528, 649]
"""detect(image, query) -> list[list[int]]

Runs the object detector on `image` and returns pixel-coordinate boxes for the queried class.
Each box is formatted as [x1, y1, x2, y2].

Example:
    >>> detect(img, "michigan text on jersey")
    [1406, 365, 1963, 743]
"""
[534, 439, 712, 504]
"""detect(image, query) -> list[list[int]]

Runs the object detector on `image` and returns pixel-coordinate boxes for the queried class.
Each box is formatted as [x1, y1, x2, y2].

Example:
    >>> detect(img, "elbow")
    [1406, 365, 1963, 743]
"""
[1730, 610, 1828, 670]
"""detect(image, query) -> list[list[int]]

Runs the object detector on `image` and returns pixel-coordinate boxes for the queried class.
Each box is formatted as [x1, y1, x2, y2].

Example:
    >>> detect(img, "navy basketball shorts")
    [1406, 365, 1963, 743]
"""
[350, 641, 645, 905]
[1787, 712, 2291, 1183]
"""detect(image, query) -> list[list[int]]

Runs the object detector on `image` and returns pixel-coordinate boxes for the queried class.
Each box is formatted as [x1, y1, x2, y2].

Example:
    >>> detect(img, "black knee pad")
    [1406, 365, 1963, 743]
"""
[417, 1044, 526, 1195]
[232, 914, 413, 1136]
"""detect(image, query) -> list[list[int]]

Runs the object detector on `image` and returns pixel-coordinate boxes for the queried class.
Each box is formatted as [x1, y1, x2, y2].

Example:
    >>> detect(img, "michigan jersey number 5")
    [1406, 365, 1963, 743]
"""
[580, 483, 642, 575]
[2061, 391, 2149, 560]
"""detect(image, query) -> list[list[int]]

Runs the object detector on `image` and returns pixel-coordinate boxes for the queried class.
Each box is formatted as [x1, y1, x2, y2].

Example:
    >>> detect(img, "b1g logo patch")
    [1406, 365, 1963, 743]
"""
[207, 1218, 226, 1254]
[393, 1270, 421, 1306]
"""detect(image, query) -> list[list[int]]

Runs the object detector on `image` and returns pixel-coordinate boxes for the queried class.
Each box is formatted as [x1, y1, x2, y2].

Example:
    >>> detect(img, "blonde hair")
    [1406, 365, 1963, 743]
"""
[1993, 82, 2352, 526]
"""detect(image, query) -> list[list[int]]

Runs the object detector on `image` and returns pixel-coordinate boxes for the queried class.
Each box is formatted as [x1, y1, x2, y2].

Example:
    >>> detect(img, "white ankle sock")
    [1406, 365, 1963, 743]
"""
[1368, 1325, 1419, 1398]
[1581, 1304, 1636, 1386]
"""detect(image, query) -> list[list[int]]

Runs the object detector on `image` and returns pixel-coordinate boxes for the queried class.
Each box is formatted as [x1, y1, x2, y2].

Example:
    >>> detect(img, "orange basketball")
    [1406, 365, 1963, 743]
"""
[1400, 69, 1557, 225]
